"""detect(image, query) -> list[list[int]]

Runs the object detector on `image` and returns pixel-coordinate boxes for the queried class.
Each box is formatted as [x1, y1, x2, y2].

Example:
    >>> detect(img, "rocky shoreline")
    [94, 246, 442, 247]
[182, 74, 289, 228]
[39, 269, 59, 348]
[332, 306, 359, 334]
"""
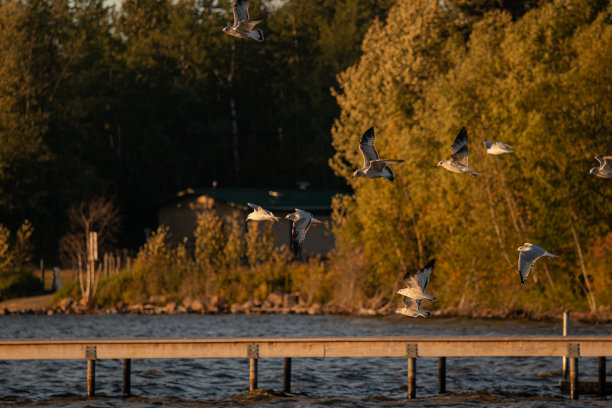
[1, 292, 610, 323]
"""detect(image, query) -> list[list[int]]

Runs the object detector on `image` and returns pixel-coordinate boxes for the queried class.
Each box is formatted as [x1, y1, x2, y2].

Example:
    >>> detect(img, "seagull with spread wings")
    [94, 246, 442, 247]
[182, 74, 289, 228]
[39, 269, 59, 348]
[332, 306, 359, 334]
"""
[222, 0, 264, 42]
[352, 127, 404, 182]
[285, 209, 324, 256]
[588, 156, 612, 179]
[517, 243, 558, 284]
[484, 140, 514, 155]
[396, 260, 437, 301]
[436, 127, 480, 176]
[246, 203, 280, 222]
[396, 296, 431, 318]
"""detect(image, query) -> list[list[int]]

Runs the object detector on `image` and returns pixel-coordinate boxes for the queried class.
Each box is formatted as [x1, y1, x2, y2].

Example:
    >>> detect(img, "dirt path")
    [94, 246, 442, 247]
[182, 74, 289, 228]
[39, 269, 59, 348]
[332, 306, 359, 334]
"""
[0, 294, 54, 312]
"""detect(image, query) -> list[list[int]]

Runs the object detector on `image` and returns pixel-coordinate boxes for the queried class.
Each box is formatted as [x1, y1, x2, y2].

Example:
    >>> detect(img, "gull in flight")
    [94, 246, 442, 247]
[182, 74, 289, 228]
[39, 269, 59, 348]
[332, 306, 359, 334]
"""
[396, 296, 431, 318]
[222, 0, 264, 42]
[285, 209, 324, 256]
[588, 156, 612, 179]
[436, 127, 480, 176]
[246, 203, 280, 222]
[484, 141, 513, 155]
[397, 260, 437, 301]
[517, 243, 558, 284]
[352, 127, 404, 182]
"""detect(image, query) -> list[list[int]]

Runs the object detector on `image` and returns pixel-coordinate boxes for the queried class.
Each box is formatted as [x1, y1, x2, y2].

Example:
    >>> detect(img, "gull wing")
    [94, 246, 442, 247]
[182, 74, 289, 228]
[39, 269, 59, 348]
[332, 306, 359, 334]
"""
[604, 156, 612, 170]
[236, 18, 263, 33]
[518, 246, 546, 284]
[291, 213, 312, 256]
[369, 159, 403, 172]
[414, 259, 435, 292]
[359, 127, 379, 168]
[450, 127, 469, 167]
[402, 296, 418, 310]
[247, 202, 262, 211]
[233, 0, 249, 25]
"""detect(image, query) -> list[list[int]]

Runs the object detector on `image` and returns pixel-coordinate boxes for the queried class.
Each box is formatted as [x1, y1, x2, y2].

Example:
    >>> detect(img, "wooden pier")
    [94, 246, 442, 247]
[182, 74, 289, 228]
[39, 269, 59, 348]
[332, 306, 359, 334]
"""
[0, 336, 610, 400]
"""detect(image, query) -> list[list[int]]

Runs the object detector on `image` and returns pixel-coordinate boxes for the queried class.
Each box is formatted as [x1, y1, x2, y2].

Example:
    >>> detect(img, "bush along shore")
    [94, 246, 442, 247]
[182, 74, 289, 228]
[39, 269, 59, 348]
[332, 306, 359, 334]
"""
[4, 211, 595, 324]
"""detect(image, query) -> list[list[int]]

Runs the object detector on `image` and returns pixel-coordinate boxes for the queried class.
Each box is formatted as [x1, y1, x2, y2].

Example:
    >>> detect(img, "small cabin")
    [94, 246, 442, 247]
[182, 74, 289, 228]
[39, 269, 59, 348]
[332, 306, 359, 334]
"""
[158, 187, 345, 256]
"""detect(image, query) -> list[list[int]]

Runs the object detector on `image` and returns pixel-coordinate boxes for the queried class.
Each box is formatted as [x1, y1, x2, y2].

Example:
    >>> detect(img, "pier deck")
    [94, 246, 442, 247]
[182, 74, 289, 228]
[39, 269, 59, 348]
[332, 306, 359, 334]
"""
[0, 336, 609, 400]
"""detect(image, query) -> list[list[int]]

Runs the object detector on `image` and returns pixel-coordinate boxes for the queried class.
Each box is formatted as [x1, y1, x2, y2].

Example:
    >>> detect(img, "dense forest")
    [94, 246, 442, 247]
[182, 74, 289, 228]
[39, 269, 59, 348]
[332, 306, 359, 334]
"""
[0, 0, 610, 312]
[0, 0, 391, 253]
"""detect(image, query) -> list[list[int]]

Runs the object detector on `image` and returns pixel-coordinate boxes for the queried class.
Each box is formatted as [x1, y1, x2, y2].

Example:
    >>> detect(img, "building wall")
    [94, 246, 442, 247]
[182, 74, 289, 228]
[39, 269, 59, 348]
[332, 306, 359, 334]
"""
[158, 195, 335, 257]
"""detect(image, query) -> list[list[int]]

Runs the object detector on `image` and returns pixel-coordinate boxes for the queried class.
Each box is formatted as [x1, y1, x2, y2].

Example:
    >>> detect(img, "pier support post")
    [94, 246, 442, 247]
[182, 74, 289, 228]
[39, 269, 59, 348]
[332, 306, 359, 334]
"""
[406, 343, 417, 399]
[567, 343, 580, 400]
[570, 357, 579, 400]
[283, 357, 291, 393]
[562, 311, 570, 378]
[123, 359, 131, 396]
[249, 358, 258, 391]
[408, 358, 416, 399]
[87, 360, 95, 397]
[598, 357, 606, 397]
[438, 357, 446, 394]
[85, 345, 96, 397]
[247, 344, 259, 391]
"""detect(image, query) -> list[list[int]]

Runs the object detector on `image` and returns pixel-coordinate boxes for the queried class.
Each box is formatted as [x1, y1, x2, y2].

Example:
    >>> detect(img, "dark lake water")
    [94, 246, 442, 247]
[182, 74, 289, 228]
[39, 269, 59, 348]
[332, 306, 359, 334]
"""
[0, 314, 610, 407]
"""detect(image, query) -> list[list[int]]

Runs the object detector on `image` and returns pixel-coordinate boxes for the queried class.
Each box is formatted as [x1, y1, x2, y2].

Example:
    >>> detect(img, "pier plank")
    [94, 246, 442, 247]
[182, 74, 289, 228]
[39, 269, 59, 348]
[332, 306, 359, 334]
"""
[0, 337, 610, 360]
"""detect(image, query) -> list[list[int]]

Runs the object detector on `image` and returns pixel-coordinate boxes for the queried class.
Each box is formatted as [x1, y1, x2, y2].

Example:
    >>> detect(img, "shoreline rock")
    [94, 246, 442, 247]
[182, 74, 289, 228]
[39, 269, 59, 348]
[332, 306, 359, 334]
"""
[2, 295, 610, 323]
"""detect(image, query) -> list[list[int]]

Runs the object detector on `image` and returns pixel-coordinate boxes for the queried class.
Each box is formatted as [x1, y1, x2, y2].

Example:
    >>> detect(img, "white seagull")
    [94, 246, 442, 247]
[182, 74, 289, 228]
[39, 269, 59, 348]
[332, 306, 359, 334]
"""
[352, 127, 404, 182]
[396, 296, 431, 318]
[222, 0, 264, 42]
[484, 141, 514, 155]
[397, 260, 437, 301]
[436, 127, 480, 176]
[588, 156, 612, 179]
[517, 243, 558, 284]
[285, 209, 324, 256]
[246, 203, 280, 222]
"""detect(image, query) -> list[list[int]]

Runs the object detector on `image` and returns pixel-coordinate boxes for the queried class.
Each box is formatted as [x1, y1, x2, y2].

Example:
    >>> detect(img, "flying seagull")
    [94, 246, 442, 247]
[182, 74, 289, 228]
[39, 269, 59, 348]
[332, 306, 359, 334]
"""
[397, 260, 437, 301]
[352, 127, 404, 182]
[517, 243, 558, 284]
[246, 203, 280, 222]
[436, 127, 480, 176]
[396, 296, 431, 318]
[484, 141, 514, 155]
[222, 0, 264, 42]
[285, 209, 323, 256]
[588, 156, 612, 179]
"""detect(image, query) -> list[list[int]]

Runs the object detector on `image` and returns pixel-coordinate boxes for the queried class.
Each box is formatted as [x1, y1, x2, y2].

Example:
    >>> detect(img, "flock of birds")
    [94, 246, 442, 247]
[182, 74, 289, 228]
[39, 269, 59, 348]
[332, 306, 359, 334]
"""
[223, 0, 611, 318]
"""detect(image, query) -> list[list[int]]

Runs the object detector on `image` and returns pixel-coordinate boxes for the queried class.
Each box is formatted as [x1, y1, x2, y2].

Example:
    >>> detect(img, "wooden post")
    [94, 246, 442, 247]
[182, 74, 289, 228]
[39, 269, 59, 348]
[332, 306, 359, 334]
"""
[598, 357, 606, 397]
[248, 344, 258, 391]
[283, 357, 291, 393]
[570, 356, 579, 400]
[408, 357, 416, 399]
[123, 359, 131, 396]
[438, 357, 446, 393]
[87, 360, 95, 397]
[249, 358, 258, 391]
[563, 311, 570, 378]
